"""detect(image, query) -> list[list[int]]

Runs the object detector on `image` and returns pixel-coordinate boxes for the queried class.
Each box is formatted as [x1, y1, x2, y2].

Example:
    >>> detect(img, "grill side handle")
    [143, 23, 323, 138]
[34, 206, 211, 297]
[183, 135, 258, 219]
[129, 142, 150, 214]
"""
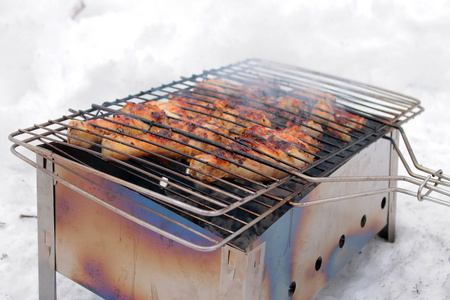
[289, 126, 450, 207]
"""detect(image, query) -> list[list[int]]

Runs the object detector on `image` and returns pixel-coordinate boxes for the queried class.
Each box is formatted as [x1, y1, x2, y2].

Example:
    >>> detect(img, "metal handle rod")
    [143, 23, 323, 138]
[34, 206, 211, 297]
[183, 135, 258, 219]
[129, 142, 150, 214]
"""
[397, 126, 450, 181]
[289, 127, 450, 207]
[289, 186, 448, 208]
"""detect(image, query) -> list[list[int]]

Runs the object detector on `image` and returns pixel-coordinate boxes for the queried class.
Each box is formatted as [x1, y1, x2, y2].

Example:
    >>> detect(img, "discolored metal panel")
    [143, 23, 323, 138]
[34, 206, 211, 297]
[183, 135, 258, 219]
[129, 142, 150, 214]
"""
[54, 162, 223, 299]
[50, 131, 396, 300]
[255, 135, 393, 300]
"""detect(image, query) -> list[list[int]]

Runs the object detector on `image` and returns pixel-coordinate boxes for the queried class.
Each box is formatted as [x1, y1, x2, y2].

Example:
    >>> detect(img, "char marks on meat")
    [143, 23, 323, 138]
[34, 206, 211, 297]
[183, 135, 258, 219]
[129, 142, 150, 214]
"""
[68, 78, 366, 183]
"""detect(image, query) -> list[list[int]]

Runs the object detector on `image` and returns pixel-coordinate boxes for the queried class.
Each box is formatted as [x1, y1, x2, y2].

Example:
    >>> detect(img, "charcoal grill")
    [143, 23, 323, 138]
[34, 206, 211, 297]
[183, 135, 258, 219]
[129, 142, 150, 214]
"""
[9, 59, 450, 299]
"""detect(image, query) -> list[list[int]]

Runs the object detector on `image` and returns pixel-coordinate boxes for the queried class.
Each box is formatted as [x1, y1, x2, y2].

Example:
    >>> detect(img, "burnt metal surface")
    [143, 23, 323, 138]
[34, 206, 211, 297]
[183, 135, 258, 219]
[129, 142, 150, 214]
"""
[44, 130, 395, 300]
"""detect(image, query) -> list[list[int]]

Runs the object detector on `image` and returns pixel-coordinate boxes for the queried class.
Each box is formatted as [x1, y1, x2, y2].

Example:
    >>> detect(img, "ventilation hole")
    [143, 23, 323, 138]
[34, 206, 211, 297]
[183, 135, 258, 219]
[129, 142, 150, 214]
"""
[288, 281, 296, 296]
[339, 234, 345, 248]
[315, 257, 322, 271]
[381, 197, 387, 209]
[361, 215, 367, 228]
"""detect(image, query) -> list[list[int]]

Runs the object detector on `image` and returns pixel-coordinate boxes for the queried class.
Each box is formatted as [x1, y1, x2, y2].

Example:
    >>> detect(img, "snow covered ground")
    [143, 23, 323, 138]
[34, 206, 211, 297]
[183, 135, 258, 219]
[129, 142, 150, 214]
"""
[1, 0, 449, 299]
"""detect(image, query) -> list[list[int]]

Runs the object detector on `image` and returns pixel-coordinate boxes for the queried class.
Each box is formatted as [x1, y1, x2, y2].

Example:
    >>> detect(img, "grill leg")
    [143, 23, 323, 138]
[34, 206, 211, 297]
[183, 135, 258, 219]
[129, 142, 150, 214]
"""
[378, 191, 397, 242]
[37, 156, 56, 300]
[378, 130, 399, 243]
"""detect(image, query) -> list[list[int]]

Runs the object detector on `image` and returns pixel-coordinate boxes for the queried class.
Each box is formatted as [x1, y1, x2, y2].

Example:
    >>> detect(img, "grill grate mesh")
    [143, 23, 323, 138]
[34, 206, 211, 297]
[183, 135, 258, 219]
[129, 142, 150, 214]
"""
[9, 59, 422, 250]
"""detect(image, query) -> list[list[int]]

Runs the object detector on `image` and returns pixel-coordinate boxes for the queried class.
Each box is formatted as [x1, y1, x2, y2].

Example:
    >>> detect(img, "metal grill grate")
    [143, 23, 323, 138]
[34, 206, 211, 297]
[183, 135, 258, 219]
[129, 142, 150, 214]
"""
[9, 59, 424, 250]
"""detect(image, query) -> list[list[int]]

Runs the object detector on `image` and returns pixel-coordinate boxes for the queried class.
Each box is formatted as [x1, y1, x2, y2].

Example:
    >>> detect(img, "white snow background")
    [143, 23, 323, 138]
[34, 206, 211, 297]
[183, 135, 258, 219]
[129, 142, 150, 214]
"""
[1, 0, 450, 299]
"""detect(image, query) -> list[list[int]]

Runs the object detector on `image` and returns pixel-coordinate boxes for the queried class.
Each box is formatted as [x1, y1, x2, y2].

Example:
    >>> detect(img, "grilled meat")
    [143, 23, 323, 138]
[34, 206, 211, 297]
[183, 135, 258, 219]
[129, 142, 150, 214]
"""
[286, 117, 324, 139]
[193, 78, 243, 102]
[101, 117, 231, 161]
[67, 77, 366, 184]
[169, 91, 272, 134]
[241, 125, 319, 162]
[212, 98, 271, 133]
[274, 96, 308, 115]
[311, 94, 366, 141]
[121, 102, 168, 124]
[189, 139, 289, 183]
[153, 101, 189, 119]
[239, 77, 283, 103]
[67, 102, 167, 148]
[102, 129, 189, 161]
[189, 126, 311, 183]
[67, 115, 150, 148]
[168, 92, 215, 117]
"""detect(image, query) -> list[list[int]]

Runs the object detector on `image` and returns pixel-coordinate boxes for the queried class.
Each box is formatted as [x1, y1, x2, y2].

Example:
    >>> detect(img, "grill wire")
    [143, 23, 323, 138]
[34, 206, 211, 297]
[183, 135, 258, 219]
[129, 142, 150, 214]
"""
[9, 59, 423, 250]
